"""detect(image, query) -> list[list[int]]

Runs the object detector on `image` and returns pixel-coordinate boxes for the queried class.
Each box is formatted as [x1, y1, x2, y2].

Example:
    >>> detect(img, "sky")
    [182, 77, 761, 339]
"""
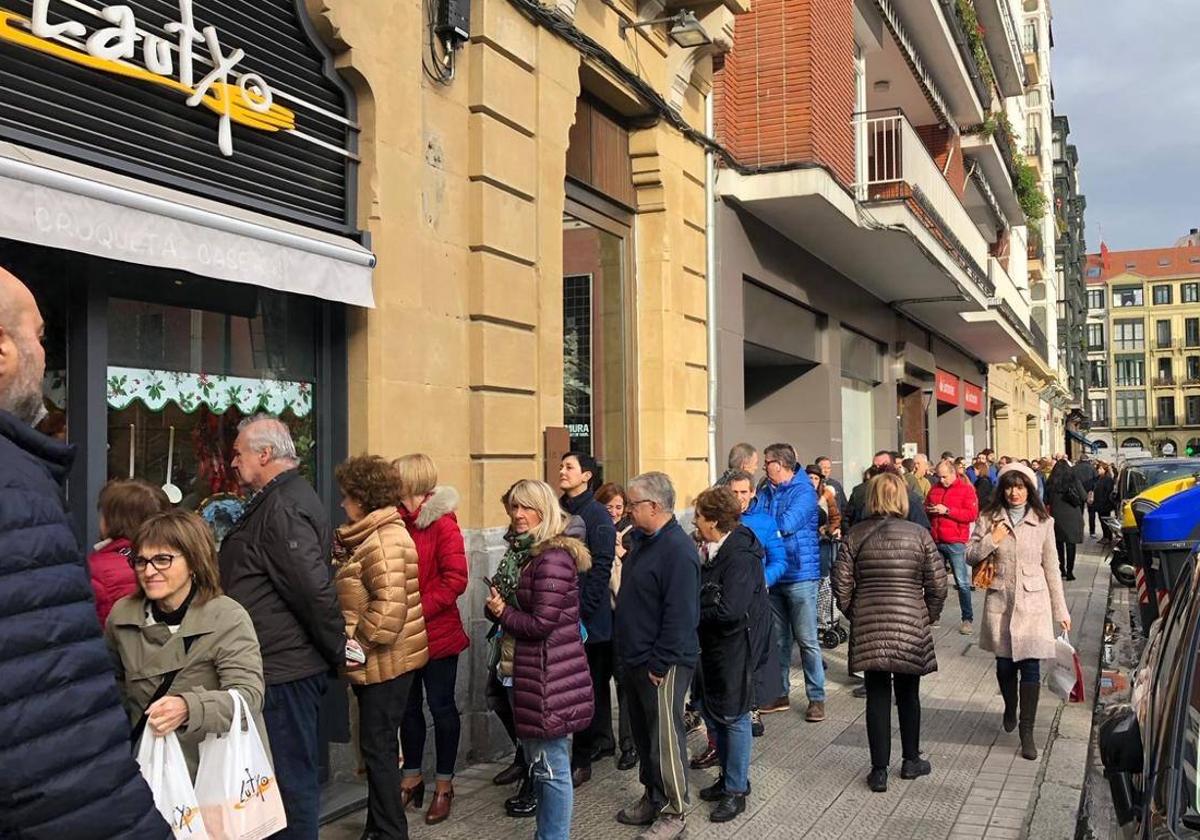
[1051, 0, 1200, 253]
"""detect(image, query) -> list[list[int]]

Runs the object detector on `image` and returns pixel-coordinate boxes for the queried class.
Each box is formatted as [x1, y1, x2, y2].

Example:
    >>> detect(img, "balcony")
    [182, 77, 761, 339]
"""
[1022, 20, 1041, 84]
[974, 0, 1028, 97]
[1154, 375, 1177, 387]
[1185, 377, 1200, 388]
[960, 129, 1024, 225]
[1157, 415, 1179, 428]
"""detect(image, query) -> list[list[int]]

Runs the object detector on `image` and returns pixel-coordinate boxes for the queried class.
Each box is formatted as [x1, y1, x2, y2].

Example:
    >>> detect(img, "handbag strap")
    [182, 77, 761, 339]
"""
[131, 668, 182, 747]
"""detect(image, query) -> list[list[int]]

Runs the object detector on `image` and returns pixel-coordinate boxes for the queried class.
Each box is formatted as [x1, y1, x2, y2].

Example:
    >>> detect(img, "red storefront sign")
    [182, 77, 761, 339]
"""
[963, 382, 984, 414]
[935, 369, 960, 406]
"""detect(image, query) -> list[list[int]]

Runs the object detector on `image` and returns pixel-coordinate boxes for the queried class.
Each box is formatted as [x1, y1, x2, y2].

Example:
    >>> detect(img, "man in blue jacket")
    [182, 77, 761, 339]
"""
[753, 443, 826, 722]
[0, 268, 169, 839]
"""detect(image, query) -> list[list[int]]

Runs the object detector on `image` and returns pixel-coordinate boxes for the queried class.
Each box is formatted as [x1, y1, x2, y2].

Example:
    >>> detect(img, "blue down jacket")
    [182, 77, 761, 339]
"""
[0, 410, 169, 839]
[754, 473, 821, 584]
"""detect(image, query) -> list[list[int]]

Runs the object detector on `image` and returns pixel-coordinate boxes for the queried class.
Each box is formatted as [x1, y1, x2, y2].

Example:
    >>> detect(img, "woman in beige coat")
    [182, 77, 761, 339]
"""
[334, 454, 429, 840]
[967, 462, 1070, 761]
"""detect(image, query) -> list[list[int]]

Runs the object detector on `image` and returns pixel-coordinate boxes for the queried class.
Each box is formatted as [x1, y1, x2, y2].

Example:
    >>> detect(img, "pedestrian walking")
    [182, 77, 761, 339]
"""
[596, 481, 638, 771]
[0, 267, 169, 839]
[558, 452, 617, 788]
[1093, 463, 1116, 541]
[925, 459, 979, 635]
[89, 478, 171, 626]
[219, 415, 346, 840]
[967, 463, 1071, 760]
[485, 480, 594, 840]
[1045, 460, 1086, 580]
[107, 510, 267, 776]
[692, 487, 769, 823]
[834, 473, 946, 793]
[715, 442, 759, 486]
[755, 444, 825, 722]
[394, 455, 469, 825]
[614, 472, 700, 840]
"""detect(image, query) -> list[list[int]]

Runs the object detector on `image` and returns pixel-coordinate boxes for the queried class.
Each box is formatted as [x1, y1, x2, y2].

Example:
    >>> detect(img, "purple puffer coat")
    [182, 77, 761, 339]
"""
[499, 535, 595, 740]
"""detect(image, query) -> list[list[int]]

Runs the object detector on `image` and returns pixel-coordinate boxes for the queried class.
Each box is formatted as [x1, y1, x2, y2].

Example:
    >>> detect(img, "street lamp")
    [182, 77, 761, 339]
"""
[619, 10, 712, 48]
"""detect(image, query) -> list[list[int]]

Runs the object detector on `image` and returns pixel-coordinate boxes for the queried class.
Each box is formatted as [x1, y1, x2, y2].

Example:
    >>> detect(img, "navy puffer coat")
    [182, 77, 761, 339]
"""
[0, 411, 169, 839]
[500, 535, 594, 740]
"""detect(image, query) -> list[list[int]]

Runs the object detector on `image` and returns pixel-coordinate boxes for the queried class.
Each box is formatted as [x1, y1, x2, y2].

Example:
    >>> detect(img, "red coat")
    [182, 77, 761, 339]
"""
[399, 487, 469, 661]
[926, 479, 979, 545]
[88, 537, 137, 626]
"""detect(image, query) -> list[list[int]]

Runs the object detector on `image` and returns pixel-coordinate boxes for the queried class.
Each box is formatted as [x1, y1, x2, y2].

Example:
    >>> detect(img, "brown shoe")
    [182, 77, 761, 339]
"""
[805, 701, 826, 722]
[759, 696, 790, 714]
[425, 786, 453, 825]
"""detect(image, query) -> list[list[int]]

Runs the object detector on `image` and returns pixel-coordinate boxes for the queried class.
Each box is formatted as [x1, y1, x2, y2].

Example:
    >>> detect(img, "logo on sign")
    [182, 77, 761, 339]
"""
[0, 0, 296, 156]
[938, 379, 955, 398]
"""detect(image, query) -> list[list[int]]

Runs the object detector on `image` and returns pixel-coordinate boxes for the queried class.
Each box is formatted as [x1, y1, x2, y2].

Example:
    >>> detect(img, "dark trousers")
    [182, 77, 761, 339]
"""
[264, 674, 327, 840]
[355, 674, 416, 840]
[625, 663, 692, 816]
[1056, 541, 1077, 576]
[573, 641, 613, 769]
[1087, 505, 1097, 536]
[400, 654, 462, 779]
[863, 671, 921, 770]
[613, 659, 635, 752]
[996, 657, 1041, 684]
[753, 616, 782, 705]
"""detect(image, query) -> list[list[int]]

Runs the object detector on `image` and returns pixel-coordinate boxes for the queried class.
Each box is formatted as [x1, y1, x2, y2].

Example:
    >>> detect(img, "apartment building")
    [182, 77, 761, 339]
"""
[1053, 114, 1088, 404]
[711, 0, 1059, 476]
[1083, 245, 1200, 458]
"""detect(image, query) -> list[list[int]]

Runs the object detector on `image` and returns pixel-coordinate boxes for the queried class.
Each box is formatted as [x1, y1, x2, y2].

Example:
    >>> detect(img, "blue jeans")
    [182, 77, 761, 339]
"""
[770, 580, 826, 702]
[938, 542, 973, 622]
[996, 657, 1041, 685]
[703, 711, 751, 795]
[262, 674, 327, 840]
[524, 736, 573, 840]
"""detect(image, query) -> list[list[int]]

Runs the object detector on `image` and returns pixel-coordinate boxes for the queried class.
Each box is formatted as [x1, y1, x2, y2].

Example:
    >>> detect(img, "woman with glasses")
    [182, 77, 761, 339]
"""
[105, 509, 267, 777]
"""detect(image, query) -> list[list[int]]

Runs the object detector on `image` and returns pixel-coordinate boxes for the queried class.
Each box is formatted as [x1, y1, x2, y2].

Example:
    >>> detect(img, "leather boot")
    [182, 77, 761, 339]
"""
[998, 669, 1018, 733]
[425, 784, 453, 825]
[505, 773, 538, 817]
[1018, 683, 1039, 760]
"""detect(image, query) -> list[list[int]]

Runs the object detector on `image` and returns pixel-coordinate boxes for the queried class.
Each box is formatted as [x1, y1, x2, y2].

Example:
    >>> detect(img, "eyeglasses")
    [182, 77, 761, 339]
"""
[627, 499, 656, 509]
[128, 553, 180, 572]
[764, 459, 780, 467]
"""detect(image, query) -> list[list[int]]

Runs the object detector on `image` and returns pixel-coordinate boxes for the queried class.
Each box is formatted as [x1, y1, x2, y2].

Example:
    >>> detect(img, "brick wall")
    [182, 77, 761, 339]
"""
[914, 123, 966, 200]
[714, 0, 856, 186]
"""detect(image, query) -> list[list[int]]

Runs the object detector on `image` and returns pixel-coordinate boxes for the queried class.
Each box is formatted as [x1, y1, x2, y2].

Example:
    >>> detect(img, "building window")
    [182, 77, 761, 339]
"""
[1086, 266, 1102, 278]
[1158, 396, 1177, 426]
[1114, 355, 1146, 387]
[1158, 357, 1174, 385]
[1187, 396, 1200, 426]
[1113, 319, 1145, 350]
[1183, 282, 1200, 304]
[1121, 436, 1145, 449]
[1086, 322, 1105, 350]
[1153, 284, 1173, 305]
[1113, 286, 1144, 307]
[1157, 319, 1173, 349]
[1087, 397, 1109, 426]
[1115, 392, 1147, 427]
[1087, 288, 1106, 310]
[1026, 89, 1042, 108]
[1188, 356, 1200, 383]
[1187, 318, 1200, 347]
[1089, 359, 1108, 388]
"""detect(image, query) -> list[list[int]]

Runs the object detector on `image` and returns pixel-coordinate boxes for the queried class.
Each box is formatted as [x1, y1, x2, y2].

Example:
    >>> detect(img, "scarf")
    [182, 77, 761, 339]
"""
[1006, 504, 1027, 529]
[493, 531, 535, 604]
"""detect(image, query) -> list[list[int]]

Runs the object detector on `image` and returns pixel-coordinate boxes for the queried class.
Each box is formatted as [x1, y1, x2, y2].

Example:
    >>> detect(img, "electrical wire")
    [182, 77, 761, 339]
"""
[423, 0, 455, 85]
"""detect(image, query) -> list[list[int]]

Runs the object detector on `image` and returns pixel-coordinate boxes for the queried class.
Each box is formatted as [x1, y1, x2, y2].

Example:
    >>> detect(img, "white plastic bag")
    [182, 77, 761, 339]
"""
[1048, 631, 1078, 701]
[136, 731, 210, 839]
[193, 690, 287, 840]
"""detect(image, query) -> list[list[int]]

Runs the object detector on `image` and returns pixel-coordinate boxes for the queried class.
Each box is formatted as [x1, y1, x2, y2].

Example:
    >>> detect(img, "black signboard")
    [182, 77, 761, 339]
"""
[0, 0, 359, 234]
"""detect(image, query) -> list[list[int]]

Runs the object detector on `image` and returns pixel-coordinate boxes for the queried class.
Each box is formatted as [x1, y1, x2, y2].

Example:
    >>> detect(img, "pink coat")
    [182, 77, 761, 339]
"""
[966, 509, 1069, 661]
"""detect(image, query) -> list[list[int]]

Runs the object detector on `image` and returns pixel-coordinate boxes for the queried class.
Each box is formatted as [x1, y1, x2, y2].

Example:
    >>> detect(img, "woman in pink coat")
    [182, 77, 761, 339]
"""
[967, 463, 1070, 761]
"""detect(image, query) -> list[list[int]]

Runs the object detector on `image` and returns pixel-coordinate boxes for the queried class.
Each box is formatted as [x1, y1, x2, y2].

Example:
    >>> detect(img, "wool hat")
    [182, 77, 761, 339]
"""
[998, 461, 1038, 487]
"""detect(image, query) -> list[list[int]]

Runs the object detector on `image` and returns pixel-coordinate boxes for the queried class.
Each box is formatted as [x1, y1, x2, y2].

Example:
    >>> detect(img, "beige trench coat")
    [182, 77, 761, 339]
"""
[966, 509, 1070, 661]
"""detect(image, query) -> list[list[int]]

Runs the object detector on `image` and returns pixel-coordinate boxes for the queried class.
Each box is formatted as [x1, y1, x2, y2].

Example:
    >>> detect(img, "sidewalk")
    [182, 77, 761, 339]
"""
[322, 540, 1110, 840]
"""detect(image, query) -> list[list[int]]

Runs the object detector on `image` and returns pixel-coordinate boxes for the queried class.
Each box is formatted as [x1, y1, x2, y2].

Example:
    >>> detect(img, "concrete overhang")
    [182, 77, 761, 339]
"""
[961, 134, 1025, 226]
[974, 0, 1026, 97]
[892, 0, 987, 126]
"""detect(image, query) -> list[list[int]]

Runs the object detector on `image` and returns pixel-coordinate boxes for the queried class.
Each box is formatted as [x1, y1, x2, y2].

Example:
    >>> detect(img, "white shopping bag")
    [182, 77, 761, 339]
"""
[193, 690, 287, 840]
[1048, 631, 1078, 701]
[136, 731, 210, 839]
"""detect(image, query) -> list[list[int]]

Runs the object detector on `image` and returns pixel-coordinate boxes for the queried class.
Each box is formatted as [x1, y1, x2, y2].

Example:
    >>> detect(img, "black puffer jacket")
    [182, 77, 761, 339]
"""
[833, 516, 947, 676]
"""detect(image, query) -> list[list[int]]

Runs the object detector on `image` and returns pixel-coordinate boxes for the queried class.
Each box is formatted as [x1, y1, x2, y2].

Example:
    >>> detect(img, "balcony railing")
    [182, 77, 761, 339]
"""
[938, 0, 993, 109]
[1022, 22, 1039, 53]
[1029, 317, 1049, 364]
[1185, 376, 1200, 386]
[1115, 418, 1148, 429]
[1156, 337, 1175, 350]
[1154, 375, 1176, 387]
[854, 110, 992, 294]
[1157, 414, 1179, 427]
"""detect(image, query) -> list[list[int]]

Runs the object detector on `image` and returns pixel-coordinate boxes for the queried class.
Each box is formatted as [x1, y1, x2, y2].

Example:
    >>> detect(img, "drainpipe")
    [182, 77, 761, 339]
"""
[705, 91, 719, 484]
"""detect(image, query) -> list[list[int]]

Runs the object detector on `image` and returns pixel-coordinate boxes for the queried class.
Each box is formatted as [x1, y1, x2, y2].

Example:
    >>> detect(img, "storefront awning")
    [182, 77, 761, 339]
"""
[1067, 428, 1100, 452]
[0, 146, 375, 307]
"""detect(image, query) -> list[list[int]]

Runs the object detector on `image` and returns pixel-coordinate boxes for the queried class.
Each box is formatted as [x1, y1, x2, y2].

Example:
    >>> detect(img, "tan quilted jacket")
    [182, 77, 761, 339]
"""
[334, 507, 429, 685]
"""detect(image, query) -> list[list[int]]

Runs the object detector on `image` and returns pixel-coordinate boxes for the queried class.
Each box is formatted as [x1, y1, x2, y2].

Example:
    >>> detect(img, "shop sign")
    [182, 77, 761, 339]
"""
[963, 382, 984, 414]
[935, 369, 960, 406]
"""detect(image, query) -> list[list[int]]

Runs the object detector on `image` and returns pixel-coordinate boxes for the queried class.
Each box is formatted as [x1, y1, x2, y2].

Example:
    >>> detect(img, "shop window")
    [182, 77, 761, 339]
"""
[1120, 437, 1145, 449]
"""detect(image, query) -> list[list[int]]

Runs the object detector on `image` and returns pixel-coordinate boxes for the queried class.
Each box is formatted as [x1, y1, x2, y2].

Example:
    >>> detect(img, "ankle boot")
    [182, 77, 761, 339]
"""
[998, 670, 1018, 733]
[1018, 683, 1039, 760]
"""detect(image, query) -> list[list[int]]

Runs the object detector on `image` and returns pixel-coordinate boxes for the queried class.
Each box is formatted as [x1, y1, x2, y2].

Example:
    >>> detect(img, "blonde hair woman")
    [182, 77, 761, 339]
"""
[834, 473, 946, 793]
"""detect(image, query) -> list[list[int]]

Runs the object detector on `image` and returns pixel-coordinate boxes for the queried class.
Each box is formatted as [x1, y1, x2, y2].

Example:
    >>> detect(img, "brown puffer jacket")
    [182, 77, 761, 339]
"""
[833, 515, 948, 676]
[334, 507, 429, 685]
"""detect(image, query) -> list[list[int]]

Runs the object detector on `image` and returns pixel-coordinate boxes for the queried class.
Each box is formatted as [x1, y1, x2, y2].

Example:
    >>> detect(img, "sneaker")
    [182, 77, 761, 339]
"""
[617, 795, 659, 827]
[959, 620, 973, 636]
[900, 758, 932, 779]
[710, 794, 747, 823]
[683, 709, 704, 734]
[689, 744, 720, 769]
[750, 708, 764, 737]
[636, 814, 686, 840]
[760, 695, 790, 714]
[867, 767, 888, 792]
[805, 701, 826, 722]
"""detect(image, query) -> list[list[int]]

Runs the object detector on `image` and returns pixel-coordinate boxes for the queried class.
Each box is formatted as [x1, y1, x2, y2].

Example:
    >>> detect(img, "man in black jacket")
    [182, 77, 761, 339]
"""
[0, 268, 169, 839]
[614, 472, 699, 840]
[559, 451, 617, 786]
[220, 415, 346, 840]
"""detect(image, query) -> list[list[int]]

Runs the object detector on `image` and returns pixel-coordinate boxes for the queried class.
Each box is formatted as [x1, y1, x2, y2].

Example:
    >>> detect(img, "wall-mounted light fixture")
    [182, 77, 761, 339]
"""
[619, 11, 712, 49]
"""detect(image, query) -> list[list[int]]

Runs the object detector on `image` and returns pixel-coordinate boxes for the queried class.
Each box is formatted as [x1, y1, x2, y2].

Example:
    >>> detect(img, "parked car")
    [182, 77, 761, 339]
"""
[1141, 485, 1200, 610]
[1122, 475, 1200, 632]
[1100, 540, 1200, 838]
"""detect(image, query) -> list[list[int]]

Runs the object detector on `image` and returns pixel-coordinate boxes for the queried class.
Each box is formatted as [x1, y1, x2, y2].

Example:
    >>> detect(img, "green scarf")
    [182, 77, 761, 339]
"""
[493, 531, 535, 604]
